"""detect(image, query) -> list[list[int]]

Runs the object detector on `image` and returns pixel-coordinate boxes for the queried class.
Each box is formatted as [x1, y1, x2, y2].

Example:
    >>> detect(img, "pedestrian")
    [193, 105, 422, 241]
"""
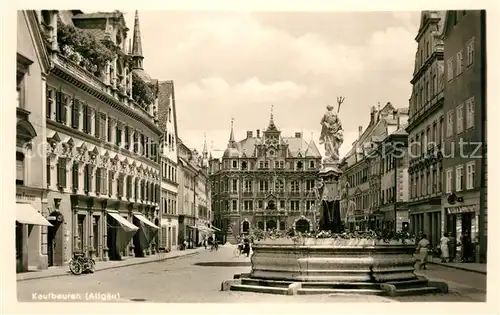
[416, 234, 430, 270]
[440, 232, 450, 263]
[448, 233, 457, 262]
[203, 236, 207, 250]
[460, 232, 472, 262]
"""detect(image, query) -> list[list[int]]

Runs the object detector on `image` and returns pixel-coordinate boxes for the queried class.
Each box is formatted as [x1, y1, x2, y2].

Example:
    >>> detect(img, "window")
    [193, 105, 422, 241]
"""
[297, 161, 303, 170]
[447, 57, 453, 81]
[96, 168, 107, 195]
[446, 110, 454, 137]
[244, 180, 252, 192]
[306, 200, 315, 210]
[109, 171, 114, 196]
[432, 168, 437, 193]
[259, 180, 269, 192]
[466, 161, 475, 190]
[466, 96, 475, 129]
[280, 200, 285, 209]
[258, 200, 263, 209]
[466, 37, 475, 67]
[56, 158, 67, 188]
[290, 181, 300, 192]
[456, 104, 464, 134]
[432, 74, 437, 96]
[232, 179, 237, 192]
[241, 161, 247, 170]
[72, 162, 79, 190]
[244, 200, 253, 211]
[290, 200, 300, 211]
[455, 165, 464, 192]
[55, 92, 68, 124]
[309, 161, 315, 168]
[305, 179, 315, 191]
[232, 160, 237, 168]
[116, 124, 122, 146]
[456, 50, 464, 75]
[426, 171, 431, 195]
[84, 164, 92, 192]
[432, 123, 438, 145]
[232, 200, 237, 211]
[72, 99, 80, 129]
[95, 112, 101, 139]
[446, 168, 453, 194]
[46, 87, 54, 118]
[275, 180, 284, 192]
[16, 152, 24, 185]
[279, 161, 284, 168]
[83, 104, 91, 134]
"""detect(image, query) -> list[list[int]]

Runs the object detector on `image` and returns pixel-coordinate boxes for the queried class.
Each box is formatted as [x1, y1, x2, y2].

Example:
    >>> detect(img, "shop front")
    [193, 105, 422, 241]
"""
[16, 202, 52, 273]
[132, 212, 160, 257]
[408, 199, 442, 248]
[445, 204, 478, 244]
[106, 209, 139, 260]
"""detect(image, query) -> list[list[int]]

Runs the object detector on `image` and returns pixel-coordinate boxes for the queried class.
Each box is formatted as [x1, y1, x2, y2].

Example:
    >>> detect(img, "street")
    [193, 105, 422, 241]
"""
[17, 245, 485, 303]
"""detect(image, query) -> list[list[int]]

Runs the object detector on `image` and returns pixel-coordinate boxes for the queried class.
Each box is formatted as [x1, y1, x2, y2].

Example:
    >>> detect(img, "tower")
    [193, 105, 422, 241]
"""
[131, 10, 144, 70]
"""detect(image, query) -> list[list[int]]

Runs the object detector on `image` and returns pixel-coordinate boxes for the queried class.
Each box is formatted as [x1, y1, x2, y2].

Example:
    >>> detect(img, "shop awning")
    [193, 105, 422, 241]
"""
[134, 214, 159, 229]
[16, 203, 53, 226]
[108, 212, 139, 232]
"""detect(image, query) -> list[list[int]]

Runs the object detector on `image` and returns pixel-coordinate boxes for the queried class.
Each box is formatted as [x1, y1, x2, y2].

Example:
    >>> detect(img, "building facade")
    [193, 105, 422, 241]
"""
[177, 140, 198, 248]
[406, 11, 446, 248]
[16, 10, 53, 272]
[210, 113, 322, 239]
[340, 102, 409, 231]
[41, 10, 161, 266]
[441, 10, 487, 261]
[158, 80, 179, 252]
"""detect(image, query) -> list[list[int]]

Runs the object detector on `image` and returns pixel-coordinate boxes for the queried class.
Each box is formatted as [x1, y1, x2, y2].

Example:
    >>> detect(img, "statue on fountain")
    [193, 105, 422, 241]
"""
[319, 97, 344, 165]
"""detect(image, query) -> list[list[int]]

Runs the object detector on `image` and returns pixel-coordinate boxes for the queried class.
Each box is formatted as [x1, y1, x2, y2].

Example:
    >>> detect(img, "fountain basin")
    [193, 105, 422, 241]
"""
[223, 238, 448, 296]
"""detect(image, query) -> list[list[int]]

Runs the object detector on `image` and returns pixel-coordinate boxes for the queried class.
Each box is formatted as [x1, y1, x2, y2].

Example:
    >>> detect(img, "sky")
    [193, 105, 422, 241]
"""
[123, 11, 421, 158]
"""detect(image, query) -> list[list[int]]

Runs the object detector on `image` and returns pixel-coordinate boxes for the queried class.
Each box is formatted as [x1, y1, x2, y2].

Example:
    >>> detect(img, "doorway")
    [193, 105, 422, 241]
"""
[168, 227, 172, 251]
[242, 221, 249, 233]
[461, 212, 473, 236]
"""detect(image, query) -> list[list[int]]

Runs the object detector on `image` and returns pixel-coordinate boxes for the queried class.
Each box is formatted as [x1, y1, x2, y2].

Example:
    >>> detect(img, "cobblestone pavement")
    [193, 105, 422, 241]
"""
[17, 245, 393, 303]
[16, 245, 486, 303]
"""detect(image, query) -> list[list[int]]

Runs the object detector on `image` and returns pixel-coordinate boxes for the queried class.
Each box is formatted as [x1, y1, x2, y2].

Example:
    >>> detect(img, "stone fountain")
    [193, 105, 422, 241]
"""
[222, 99, 448, 296]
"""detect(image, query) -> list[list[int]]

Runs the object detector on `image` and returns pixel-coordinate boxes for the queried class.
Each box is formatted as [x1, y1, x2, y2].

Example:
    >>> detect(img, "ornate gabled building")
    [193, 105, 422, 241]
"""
[158, 80, 179, 252]
[406, 11, 446, 248]
[339, 102, 409, 232]
[40, 10, 161, 266]
[209, 111, 322, 242]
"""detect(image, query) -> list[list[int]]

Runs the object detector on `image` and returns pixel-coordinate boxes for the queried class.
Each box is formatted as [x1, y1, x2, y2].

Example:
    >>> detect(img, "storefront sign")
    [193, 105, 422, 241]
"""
[446, 205, 476, 215]
[16, 193, 36, 201]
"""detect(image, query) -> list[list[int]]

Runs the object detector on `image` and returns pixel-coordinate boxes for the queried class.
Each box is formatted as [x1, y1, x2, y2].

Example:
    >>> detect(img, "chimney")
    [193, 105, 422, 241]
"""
[246, 131, 253, 138]
[358, 126, 363, 138]
[370, 106, 376, 124]
[295, 132, 302, 138]
[397, 115, 401, 129]
[256, 129, 260, 138]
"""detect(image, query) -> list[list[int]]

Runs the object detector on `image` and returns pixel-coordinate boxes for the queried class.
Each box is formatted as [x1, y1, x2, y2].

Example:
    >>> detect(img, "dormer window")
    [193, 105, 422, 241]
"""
[309, 161, 315, 168]
[297, 161, 303, 170]
[232, 160, 237, 168]
[241, 161, 248, 170]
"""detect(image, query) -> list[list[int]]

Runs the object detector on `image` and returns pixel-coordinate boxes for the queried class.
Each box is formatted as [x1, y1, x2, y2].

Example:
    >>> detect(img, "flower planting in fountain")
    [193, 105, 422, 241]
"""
[248, 228, 416, 246]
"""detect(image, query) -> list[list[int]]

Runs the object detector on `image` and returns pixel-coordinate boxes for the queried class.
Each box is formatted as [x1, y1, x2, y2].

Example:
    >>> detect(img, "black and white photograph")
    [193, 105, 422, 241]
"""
[2, 2, 497, 314]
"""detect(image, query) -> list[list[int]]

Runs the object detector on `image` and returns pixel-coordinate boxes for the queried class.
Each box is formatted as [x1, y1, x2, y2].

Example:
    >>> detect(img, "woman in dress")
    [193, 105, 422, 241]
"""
[440, 232, 450, 263]
[416, 234, 430, 270]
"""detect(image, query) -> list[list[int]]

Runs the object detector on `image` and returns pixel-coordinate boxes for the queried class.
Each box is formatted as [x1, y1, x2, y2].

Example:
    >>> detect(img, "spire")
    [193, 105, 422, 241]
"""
[132, 10, 143, 57]
[229, 118, 235, 144]
[202, 133, 208, 158]
[266, 104, 278, 132]
[131, 10, 144, 69]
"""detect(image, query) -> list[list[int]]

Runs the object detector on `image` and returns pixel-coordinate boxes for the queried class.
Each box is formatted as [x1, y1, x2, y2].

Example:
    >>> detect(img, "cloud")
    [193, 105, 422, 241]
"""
[124, 11, 421, 159]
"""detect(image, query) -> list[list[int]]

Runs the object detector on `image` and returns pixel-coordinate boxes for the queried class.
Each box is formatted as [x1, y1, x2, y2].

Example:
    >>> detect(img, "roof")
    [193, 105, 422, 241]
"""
[157, 80, 174, 132]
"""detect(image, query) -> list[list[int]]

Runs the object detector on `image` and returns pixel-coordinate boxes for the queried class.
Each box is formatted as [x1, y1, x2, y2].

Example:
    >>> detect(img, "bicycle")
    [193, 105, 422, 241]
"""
[69, 252, 95, 275]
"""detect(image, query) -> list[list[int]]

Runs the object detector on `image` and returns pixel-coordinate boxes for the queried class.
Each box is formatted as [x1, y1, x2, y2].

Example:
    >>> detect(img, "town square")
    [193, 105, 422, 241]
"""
[7, 7, 490, 310]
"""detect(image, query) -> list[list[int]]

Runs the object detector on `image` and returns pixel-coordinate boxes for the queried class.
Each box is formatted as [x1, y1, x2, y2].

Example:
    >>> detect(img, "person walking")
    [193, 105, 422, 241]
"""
[416, 234, 430, 270]
[440, 232, 450, 263]
[448, 233, 457, 262]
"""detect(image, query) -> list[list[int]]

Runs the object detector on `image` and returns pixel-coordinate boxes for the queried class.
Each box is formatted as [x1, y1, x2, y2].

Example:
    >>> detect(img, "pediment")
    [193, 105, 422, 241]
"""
[354, 187, 362, 196]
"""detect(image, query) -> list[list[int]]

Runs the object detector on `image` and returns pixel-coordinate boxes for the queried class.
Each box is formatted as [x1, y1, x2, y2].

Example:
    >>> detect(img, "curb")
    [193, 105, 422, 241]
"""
[17, 250, 201, 282]
[428, 261, 486, 275]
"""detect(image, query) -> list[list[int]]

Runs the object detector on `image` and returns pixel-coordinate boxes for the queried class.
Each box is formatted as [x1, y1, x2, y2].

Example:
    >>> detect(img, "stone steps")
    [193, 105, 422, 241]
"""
[230, 284, 290, 295]
[385, 277, 429, 289]
[297, 288, 385, 295]
[300, 282, 382, 290]
[388, 286, 442, 296]
[241, 278, 294, 288]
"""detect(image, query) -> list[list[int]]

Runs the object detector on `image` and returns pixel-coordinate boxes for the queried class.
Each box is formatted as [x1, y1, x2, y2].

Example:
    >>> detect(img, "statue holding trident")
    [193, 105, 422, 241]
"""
[319, 96, 345, 164]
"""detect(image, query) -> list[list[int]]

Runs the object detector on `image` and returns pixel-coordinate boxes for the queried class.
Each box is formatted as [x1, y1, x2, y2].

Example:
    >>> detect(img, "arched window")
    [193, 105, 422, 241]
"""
[275, 180, 284, 192]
